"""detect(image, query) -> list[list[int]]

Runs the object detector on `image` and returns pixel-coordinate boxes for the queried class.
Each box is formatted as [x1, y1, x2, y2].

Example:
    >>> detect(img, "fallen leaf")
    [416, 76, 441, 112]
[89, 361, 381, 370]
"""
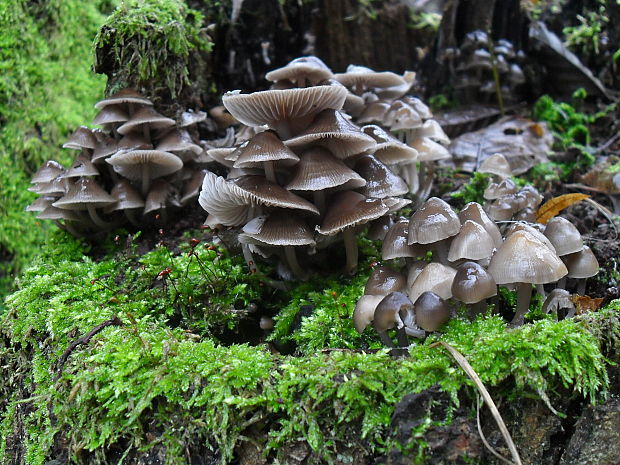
[570, 295, 604, 314]
[536, 193, 590, 224]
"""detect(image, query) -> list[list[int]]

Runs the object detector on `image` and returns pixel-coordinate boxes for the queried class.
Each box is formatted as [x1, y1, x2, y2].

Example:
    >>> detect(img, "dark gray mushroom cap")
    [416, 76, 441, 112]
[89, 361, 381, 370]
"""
[180, 170, 207, 205]
[317, 191, 388, 236]
[31, 160, 65, 183]
[408, 197, 460, 245]
[92, 105, 129, 126]
[233, 130, 300, 168]
[63, 126, 97, 150]
[285, 147, 365, 191]
[106, 150, 183, 181]
[94, 88, 153, 109]
[451, 261, 497, 304]
[222, 85, 347, 128]
[105, 180, 145, 212]
[364, 266, 407, 296]
[117, 106, 176, 135]
[63, 155, 100, 178]
[354, 154, 408, 199]
[26, 196, 57, 212]
[241, 212, 315, 247]
[37, 205, 81, 221]
[414, 291, 450, 332]
[373, 292, 412, 332]
[52, 178, 115, 210]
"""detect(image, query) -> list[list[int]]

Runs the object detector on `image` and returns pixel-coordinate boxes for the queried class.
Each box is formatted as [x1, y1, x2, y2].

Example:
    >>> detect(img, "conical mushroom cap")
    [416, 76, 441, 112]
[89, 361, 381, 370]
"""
[91, 137, 119, 163]
[353, 295, 384, 333]
[92, 105, 129, 126]
[488, 230, 567, 284]
[284, 110, 376, 159]
[364, 266, 407, 296]
[506, 222, 556, 253]
[94, 88, 153, 109]
[28, 176, 69, 195]
[156, 129, 203, 155]
[242, 212, 315, 246]
[198, 172, 253, 226]
[232, 175, 320, 215]
[563, 245, 599, 278]
[106, 150, 183, 181]
[479, 153, 512, 178]
[26, 196, 57, 212]
[382, 219, 427, 260]
[408, 197, 460, 245]
[458, 202, 503, 248]
[105, 180, 145, 212]
[484, 178, 518, 200]
[451, 261, 497, 304]
[222, 85, 347, 129]
[409, 137, 451, 162]
[414, 291, 450, 332]
[265, 56, 333, 85]
[52, 178, 115, 210]
[233, 130, 299, 168]
[334, 65, 406, 93]
[373, 292, 412, 332]
[117, 133, 153, 151]
[354, 154, 408, 199]
[448, 220, 495, 262]
[285, 147, 365, 191]
[144, 179, 178, 214]
[408, 262, 457, 303]
[362, 125, 418, 165]
[317, 191, 388, 236]
[63, 155, 100, 178]
[412, 120, 450, 146]
[543, 216, 583, 256]
[386, 101, 423, 131]
[63, 126, 97, 150]
[37, 205, 80, 221]
[117, 106, 176, 135]
[31, 160, 65, 183]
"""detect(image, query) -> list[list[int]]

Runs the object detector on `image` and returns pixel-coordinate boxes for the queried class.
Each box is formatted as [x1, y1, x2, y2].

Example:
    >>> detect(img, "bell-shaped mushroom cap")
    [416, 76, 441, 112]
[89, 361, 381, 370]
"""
[334, 65, 406, 93]
[479, 153, 512, 178]
[206, 147, 236, 168]
[409, 137, 451, 162]
[414, 291, 450, 332]
[362, 125, 418, 165]
[94, 88, 153, 109]
[106, 150, 183, 181]
[408, 262, 457, 303]
[28, 176, 69, 195]
[353, 294, 384, 333]
[285, 147, 365, 191]
[265, 56, 333, 85]
[373, 292, 412, 332]
[92, 105, 129, 126]
[386, 101, 423, 131]
[222, 85, 347, 130]
[52, 178, 115, 210]
[518, 185, 544, 209]
[413, 120, 450, 146]
[484, 178, 518, 200]
[357, 101, 391, 125]
[156, 129, 203, 155]
[543, 216, 583, 256]
[63, 155, 100, 178]
[232, 130, 299, 168]
[368, 215, 394, 241]
[406, 261, 428, 290]
[506, 222, 556, 253]
[241, 212, 315, 247]
[179, 109, 207, 127]
[317, 190, 388, 236]
[458, 202, 502, 248]
[486, 197, 519, 221]
[144, 179, 178, 214]
[451, 261, 497, 304]
[91, 137, 119, 164]
[376, 70, 416, 100]
[105, 180, 145, 212]
[488, 230, 567, 285]
[117, 106, 176, 135]
[284, 110, 376, 159]
[353, 154, 408, 199]
[31, 160, 65, 183]
[383, 197, 413, 213]
[364, 266, 407, 296]
[401, 96, 433, 120]
[382, 219, 427, 260]
[180, 169, 207, 205]
[408, 197, 460, 245]
[117, 133, 153, 151]
[63, 126, 97, 150]
[26, 195, 57, 212]
[232, 175, 320, 215]
[563, 245, 599, 278]
[448, 220, 495, 262]
[37, 205, 81, 221]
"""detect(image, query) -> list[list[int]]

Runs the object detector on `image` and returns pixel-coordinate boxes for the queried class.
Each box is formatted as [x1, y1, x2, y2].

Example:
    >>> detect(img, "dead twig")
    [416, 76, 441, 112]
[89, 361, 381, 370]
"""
[55, 315, 123, 381]
[430, 341, 523, 465]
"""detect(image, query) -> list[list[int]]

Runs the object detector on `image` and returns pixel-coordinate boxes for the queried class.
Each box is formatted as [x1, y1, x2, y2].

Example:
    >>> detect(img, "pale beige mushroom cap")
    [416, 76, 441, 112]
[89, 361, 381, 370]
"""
[408, 262, 457, 303]
[353, 295, 384, 333]
[408, 197, 460, 245]
[94, 88, 153, 109]
[285, 147, 365, 191]
[448, 220, 495, 262]
[117, 107, 176, 135]
[478, 153, 512, 178]
[265, 56, 333, 85]
[241, 212, 315, 247]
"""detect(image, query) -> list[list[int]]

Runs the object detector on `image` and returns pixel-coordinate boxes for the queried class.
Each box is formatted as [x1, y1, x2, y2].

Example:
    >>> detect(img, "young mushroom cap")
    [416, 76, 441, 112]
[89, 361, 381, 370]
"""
[353, 154, 408, 199]
[232, 130, 300, 168]
[373, 291, 412, 332]
[364, 266, 407, 296]
[105, 179, 145, 212]
[458, 202, 503, 248]
[543, 216, 583, 256]
[362, 124, 419, 165]
[92, 105, 129, 126]
[451, 261, 497, 304]
[62, 126, 97, 150]
[106, 150, 183, 181]
[334, 65, 406, 94]
[63, 155, 100, 178]
[156, 129, 203, 156]
[408, 137, 451, 162]
[52, 177, 115, 210]
[117, 106, 176, 135]
[31, 160, 65, 183]
[317, 191, 388, 236]
[478, 153, 512, 178]
[408, 197, 461, 245]
[94, 88, 153, 109]
[414, 291, 450, 332]
[353, 294, 385, 333]
[448, 220, 495, 262]
[542, 288, 576, 318]
[241, 212, 315, 247]
[484, 178, 518, 200]
[413, 120, 450, 146]
[144, 179, 178, 214]
[563, 245, 599, 278]
[382, 220, 427, 260]
[408, 262, 457, 303]
[26, 196, 57, 212]
[265, 56, 333, 85]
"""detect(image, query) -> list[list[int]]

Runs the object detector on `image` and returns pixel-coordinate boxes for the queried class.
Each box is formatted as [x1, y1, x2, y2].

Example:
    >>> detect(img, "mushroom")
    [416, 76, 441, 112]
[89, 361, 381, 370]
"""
[52, 177, 116, 229]
[448, 220, 495, 263]
[414, 291, 450, 332]
[364, 266, 407, 296]
[373, 292, 413, 347]
[542, 288, 576, 320]
[265, 56, 333, 87]
[353, 294, 384, 334]
[407, 262, 457, 304]
[104, 179, 145, 227]
[451, 261, 497, 317]
[353, 154, 408, 199]
[562, 245, 599, 295]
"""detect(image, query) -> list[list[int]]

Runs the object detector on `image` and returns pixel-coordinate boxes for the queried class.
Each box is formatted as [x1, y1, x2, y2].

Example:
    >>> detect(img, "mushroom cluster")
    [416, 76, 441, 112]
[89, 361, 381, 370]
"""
[198, 56, 440, 279]
[27, 89, 208, 234]
[441, 30, 527, 105]
[354, 195, 599, 346]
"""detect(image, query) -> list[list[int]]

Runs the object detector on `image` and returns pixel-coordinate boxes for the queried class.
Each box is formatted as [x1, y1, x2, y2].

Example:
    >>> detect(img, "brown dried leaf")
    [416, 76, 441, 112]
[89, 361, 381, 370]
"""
[536, 193, 590, 224]
[570, 295, 604, 314]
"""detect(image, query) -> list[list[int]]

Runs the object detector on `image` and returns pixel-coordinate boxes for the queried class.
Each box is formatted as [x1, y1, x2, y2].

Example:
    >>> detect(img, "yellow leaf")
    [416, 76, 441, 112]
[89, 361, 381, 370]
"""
[536, 193, 590, 224]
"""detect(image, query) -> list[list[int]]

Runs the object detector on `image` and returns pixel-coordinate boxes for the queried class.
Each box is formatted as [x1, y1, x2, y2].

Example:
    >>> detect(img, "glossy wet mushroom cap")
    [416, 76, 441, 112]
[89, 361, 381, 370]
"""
[382, 219, 427, 260]
[414, 291, 450, 332]
[352, 294, 384, 333]
[94, 88, 153, 109]
[408, 262, 457, 303]
[408, 197, 460, 245]
[543, 216, 583, 256]
[265, 56, 333, 86]
[448, 220, 495, 262]
[353, 154, 408, 199]
[478, 153, 512, 178]
[285, 147, 365, 191]
[451, 261, 497, 304]
[364, 266, 407, 296]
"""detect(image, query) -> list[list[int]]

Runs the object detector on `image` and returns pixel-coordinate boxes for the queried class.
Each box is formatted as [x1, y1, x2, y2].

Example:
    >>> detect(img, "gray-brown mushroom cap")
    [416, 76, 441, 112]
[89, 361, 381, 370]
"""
[317, 191, 388, 236]
[364, 266, 407, 296]
[354, 154, 408, 199]
[62, 126, 97, 150]
[543, 216, 583, 256]
[382, 220, 427, 260]
[265, 56, 333, 85]
[63, 155, 100, 178]
[408, 197, 461, 245]
[448, 220, 495, 262]
[92, 105, 129, 126]
[232, 175, 320, 215]
[334, 65, 406, 94]
[106, 150, 183, 181]
[408, 262, 457, 303]
[373, 292, 412, 332]
[117, 107, 176, 135]
[26, 196, 57, 213]
[285, 147, 365, 191]
[232, 130, 300, 168]
[362, 124, 419, 165]
[94, 88, 153, 109]
[241, 213, 315, 247]
[353, 295, 384, 333]
[52, 178, 115, 210]
[563, 245, 599, 278]
[478, 153, 512, 178]
[222, 85, 347, 130]
[451, 261, 497, 304]
[31, 160, 65, 183]
[414, 291, 450, 332]
[105, 180, 145, 212]
[156, 129, 203, 155]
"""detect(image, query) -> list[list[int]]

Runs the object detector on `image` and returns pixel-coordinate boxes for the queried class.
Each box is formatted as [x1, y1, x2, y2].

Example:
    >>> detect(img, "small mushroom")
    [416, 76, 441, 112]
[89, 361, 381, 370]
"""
[414, 291, 450, 332]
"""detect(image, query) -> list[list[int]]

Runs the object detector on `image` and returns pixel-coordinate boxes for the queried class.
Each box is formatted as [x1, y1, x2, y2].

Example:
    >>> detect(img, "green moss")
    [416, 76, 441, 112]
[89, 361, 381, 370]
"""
[94, 0, 212, 98]
[450, 171, 492, 207]
[0, 0, 117, 305]
[1, 233, 616, 463]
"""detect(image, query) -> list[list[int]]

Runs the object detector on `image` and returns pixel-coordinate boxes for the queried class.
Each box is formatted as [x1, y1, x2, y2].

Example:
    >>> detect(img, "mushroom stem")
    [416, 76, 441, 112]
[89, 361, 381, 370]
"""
[404, 325, 425, 338]
[536, 284, 546, 300]
[241, 243, 259, 274]
[396, 327, 410, 347]
[556, 276, 567, 290]
[284, 245, 307, 281]
[469, 300, 488, 319]
[576, 278, 587, 295]
[511, 282, 533, 326]
[377, 330, 395, 348]
[416, 161, 434, 204]
[313, 190, 326, 215]
[141, 164, 150, 197]
[264, 160, 277, 183]
[342, 227, 358, 274]
[125, 209, 141, 228]
[87, 205, 110, 229]
[54, 220, 80, 237]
